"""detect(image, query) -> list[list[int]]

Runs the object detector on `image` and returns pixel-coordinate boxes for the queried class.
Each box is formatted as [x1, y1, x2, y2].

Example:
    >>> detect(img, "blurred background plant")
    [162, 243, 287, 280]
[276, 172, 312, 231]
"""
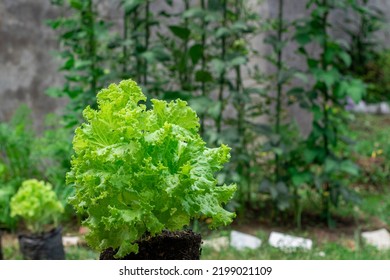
[0, 106, 39, 231]
[41, 0, 387, 227]
[342, 0, 388, 103]
[1, 0, 390, 260]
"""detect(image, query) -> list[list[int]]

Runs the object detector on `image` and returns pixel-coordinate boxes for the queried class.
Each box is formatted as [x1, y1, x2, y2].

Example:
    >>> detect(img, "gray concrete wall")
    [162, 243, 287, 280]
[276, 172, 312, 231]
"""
[0, 0, 389, 132]
[0, 0, 65, 131]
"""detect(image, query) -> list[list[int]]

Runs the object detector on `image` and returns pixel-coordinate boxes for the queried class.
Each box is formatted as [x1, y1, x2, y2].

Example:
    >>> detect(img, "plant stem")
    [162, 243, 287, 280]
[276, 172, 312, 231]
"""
[123, 9, 129, 76]
[87, 0, 97, 101]
[216, 0, 227, 135]
[320, 0, 332, 227]
[234, 0, 251, 206]
[275, 0, 284, 182]
[200, 0, 207, 137]
[183, 0, 191, 90]
[133, 6, 141, 83]
[143, 0, 150, 86]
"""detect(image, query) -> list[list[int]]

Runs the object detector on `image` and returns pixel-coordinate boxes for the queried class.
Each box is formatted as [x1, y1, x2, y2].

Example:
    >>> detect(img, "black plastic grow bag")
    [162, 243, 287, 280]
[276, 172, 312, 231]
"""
[18, 227, 65, 260]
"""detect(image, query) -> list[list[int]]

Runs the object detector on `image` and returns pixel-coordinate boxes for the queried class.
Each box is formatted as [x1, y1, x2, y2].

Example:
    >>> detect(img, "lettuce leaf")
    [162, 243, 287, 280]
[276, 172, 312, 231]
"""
[67, 79, 236, 258]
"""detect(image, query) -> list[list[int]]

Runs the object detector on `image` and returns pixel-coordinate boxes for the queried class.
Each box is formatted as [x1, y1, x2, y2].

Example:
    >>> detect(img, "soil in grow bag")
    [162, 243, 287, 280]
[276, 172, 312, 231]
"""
[100, 230, 202, 260]
[19, 227, 65, 260]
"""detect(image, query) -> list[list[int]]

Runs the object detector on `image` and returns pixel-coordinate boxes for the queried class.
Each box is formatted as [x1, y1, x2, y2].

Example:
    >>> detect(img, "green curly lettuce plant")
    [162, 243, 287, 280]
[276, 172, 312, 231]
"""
[66, 79, 237, 258]
[10, 179, 64, 234]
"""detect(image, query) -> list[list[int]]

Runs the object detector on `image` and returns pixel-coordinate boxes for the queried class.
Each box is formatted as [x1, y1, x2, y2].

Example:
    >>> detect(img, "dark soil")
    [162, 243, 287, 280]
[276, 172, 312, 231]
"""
[100, 230, 202, 260]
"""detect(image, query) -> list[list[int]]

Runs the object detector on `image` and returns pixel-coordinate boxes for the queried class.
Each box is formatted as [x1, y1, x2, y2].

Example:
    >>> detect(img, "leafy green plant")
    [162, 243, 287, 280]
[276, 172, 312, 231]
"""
[47, 0, 110, 127]
[10, 179, 64, 234]
[293, 0, 365, 226]
[0, 106, 74, 227]
[67, 79, 236, 258]
[32, 114, 75, 219]
[359, 49, 390, 103]
[256, 0, 306, 227]
[0, 106, 39, 230]
[116, 0, 165, 92]
[342, 0, 386, 103]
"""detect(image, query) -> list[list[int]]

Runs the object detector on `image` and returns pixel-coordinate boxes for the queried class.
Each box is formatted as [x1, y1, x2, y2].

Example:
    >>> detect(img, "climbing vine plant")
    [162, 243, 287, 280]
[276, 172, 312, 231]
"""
[257, 0, 305, 227]
[47, 0, 110, 127]
[294, 0, 365, 226]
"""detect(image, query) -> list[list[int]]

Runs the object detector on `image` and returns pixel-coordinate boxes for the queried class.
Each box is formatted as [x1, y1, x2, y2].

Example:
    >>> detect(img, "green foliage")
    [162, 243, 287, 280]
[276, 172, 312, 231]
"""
[46, 0, 110, 127]
[293, 0, 365, 226]
[10, 179, 64, 234]
[0, 107, 74, 229]
[258, 0, 305, 226]
[32, 115, 75, 217]
[359, 49, 390, 103]
[342, 0, 386, 103]
[348, 114, 390, 188]
[47, 0, 386, 230]
[67, 80, 236, 258]
[0, 106, 39, 229]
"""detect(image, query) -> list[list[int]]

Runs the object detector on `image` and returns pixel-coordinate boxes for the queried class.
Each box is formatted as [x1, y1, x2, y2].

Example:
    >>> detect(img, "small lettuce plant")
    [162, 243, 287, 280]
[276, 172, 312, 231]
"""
[10, 179, 64, 234]
[67, 79, 237, 257]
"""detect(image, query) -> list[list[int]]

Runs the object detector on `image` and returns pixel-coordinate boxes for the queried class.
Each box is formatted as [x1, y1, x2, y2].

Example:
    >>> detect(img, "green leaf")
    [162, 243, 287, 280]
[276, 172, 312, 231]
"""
[211, 58, 225, 76]
[140, 51, 156, 63]
[229, 56, 247, 67]
[195, 70, 213, 83]
[168, 25, 191, 40]
[338, 51, 352, 67]
[294, 72, 309, 83]
[45, 87, 64, 98]
[189, 96, 212, 115]
[183, 7, 204, 18]
[208, 101, 222, 120]
[346, 79, 366, 103]
[339, 160, 359, 176]
[232, 21, 248, 32]
[216, 27, 230, 38]
[189, 44, 203, 64]
[122, 0, 144, 13]
[315, 68, 340, 88]
[295, 32, 311, 45]
[303, 148, 319, 164]
[292, 172, 311, 187]
[163, 91, 191, 101]
[69, 0, 83, 10]
[324, 158, 338, 173]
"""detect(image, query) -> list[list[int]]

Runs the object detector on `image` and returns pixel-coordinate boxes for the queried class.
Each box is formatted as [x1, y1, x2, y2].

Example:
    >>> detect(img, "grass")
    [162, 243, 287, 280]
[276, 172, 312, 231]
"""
[2, 243, 99, 260]
[201, 236, 390, 260]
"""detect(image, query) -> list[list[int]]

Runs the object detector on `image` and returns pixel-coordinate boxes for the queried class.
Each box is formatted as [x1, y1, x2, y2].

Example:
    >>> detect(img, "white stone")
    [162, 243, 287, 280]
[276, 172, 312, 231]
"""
[318, 251, 326, 257]
[268, 232, 312, 251]
[366, 104, 380, 114]
[62, 236, 80, 247]
[379, 102, 390, 114]
[362, 229, 390, 250]
[230, 230, 262, 250]
[202, 236, 229, 252]
[352, 101, 367, 113]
